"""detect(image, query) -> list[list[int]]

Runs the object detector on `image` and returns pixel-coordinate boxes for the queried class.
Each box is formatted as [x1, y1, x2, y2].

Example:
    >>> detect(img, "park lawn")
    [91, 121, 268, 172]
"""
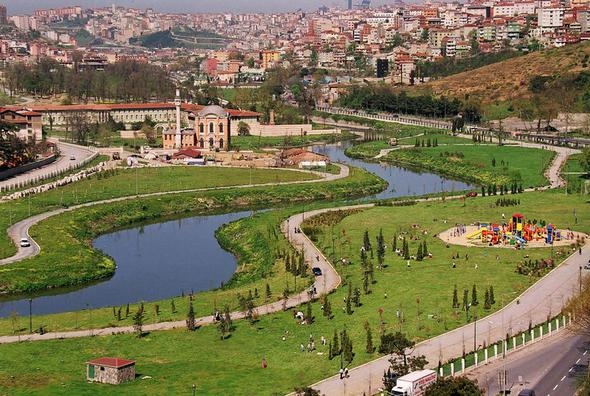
[0, 166, 317, 259]
[0, 166, 385, 295]
[481, 102, 514, 121]
[562, 153, 589, 194]
[383, 144, 554, 188]
[0, 189, 586, 395]
[346, 134, 479, 160]
[230, 132, 354, 151]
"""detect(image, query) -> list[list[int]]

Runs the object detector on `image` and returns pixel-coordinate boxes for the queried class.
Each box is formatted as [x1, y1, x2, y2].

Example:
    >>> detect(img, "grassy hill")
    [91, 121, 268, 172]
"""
[419, 41, 590, 106]
[130, 26, 229, 49]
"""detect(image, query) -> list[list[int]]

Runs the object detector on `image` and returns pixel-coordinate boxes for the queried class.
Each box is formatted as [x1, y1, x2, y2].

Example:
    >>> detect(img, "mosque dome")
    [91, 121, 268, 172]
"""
[198, 105, 228, 118]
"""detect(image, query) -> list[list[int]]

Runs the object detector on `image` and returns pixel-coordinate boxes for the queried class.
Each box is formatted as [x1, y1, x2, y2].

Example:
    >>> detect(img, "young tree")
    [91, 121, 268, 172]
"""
[170, 299, 176, 313]
[341, 329, 354, 365]
[489, 286, 496, 305]
[346, 283, 353, 315]
[365, 321, 375, 353]
[322, 295, 333, 319]
[452, 285, 460, 309]
[218, 304, 232, 340]
[352, 287, 361, 307]
[306, 302, 313, 324]
[237, 121, 251, 136]
[471, 284, 478, 306]
[463, 289, 469, 311]
[132, 307, 144, 338]
[376, 228, 386, 270]
[186, 300, 196, 331]
[363, 230, 372, 252]
[484, 289, 491, 310]
[265, 283, 272, 301]
[331, 329, 340, 357]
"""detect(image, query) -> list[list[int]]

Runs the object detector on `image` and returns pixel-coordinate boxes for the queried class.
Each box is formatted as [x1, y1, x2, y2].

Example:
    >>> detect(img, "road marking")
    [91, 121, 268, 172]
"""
[576, 358, 581, 364]
[553, 385, 559, 390]
[584, 351, 588, 356]
[561, 375, 566, 381]
[569, 368, 574, 372]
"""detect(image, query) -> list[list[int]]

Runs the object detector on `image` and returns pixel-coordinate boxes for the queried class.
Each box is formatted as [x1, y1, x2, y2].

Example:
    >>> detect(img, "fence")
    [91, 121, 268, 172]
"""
[0, 149, 99, 195]
[440, 313, 572, 377]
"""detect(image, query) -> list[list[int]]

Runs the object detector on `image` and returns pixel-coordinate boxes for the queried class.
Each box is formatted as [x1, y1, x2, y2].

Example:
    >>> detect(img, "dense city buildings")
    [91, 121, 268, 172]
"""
[1, 0, 589, 90]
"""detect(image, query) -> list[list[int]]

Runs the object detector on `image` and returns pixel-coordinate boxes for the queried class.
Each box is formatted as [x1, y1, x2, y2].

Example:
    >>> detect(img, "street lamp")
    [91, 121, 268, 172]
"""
[473, 314, 478, 352]
[28, 298, 32, 334]
[192, 383, 196, 396]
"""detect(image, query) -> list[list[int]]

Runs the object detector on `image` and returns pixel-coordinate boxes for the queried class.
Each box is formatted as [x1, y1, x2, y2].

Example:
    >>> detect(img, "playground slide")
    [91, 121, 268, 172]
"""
[515, 236, 527, 245]
[466, 229, 482, 239]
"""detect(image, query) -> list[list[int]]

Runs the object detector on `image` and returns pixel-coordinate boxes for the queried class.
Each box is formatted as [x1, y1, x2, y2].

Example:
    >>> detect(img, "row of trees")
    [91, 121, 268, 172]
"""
[337, 84, 482, 122]
[3, 58, 175, 102]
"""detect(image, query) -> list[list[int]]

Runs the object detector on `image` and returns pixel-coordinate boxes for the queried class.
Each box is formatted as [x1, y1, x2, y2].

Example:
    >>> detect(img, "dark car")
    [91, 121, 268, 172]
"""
[517, 389, 536, 396]
[466, 191, 478, 198]
[312, 267, 322, 276]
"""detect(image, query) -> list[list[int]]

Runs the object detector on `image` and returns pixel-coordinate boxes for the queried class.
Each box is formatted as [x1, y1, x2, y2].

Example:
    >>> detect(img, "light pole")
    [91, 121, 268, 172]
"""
[192, 384, 196, 396]
[473, 314, 478, 352]
[28, 298, 32, 333]
[580, 266, 583, 295]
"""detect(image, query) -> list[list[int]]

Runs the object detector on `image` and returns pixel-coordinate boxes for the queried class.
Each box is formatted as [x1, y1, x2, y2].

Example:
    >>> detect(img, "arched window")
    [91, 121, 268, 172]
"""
[209, 137, 214, 148]
[199, 138, 204, 148]
[219, 138, 224, 149]
[219, 123, 224, 134]
[199, 123, 204, 134]
[209, 123, 214, 133]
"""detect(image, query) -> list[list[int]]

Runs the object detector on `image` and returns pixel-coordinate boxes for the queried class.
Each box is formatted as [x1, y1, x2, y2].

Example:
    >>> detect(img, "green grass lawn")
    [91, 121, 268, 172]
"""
[382, 144, 554, 188]
[0, 166, 383, 295]
[482, 102, 514, 121]
[0, 189, 586, 395]
[562, 153, 589, 194]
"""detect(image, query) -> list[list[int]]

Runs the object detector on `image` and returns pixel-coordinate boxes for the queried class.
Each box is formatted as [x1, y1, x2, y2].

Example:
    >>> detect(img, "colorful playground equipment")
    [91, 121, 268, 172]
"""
[467, 213, 561, 247]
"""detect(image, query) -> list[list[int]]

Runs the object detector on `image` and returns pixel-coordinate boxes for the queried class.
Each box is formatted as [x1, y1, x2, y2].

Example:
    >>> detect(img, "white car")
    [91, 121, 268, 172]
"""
[20, 238, 30, 247]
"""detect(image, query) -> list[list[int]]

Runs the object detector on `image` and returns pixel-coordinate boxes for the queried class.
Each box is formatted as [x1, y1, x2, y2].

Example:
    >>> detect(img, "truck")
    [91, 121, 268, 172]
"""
[391, 369, 437, 396]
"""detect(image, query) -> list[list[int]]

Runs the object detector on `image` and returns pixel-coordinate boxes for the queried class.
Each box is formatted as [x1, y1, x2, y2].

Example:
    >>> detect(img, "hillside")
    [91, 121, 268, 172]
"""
[130, 26, 229, 49]
[420, 41, 590, 105]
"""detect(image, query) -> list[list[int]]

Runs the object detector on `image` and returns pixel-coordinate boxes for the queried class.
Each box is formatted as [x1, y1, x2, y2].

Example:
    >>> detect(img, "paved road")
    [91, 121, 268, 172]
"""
[469, 331, 589, 396]
[0, 139, 97, 192]
[0, 164, 348, 266]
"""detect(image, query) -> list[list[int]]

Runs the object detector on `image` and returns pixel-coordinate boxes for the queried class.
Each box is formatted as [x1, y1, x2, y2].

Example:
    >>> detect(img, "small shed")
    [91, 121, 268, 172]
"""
[86, 357, 136, 385]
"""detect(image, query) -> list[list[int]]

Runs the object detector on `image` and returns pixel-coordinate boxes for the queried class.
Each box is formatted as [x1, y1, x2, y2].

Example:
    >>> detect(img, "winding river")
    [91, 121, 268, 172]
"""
[0, 142, 473, 317]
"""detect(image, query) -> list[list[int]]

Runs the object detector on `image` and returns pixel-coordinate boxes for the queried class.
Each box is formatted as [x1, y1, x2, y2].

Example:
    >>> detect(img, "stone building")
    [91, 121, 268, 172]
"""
[86, 357, 136, 385]
[0, 107, 43, 143]
[162, 104, 231, 151]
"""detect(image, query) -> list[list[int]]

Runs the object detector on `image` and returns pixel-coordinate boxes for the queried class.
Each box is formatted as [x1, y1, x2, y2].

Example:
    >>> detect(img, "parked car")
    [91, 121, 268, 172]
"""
[583, 264, 590, 270]
[466, 191, 478, 198]
[312, 267, 322, 276]
[69, 155, 76, 160]
[20, 238, 30, 247]
[517, 389, 536, 396]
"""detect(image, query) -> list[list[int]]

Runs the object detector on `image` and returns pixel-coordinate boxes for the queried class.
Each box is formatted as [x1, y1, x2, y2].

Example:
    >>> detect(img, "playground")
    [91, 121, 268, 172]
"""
[439, 213, 586, 249]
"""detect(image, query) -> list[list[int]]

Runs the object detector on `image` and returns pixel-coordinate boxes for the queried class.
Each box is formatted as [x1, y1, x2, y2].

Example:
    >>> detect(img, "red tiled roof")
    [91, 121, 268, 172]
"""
[86, 357, 135, 369]
[27, 103, 260, 118]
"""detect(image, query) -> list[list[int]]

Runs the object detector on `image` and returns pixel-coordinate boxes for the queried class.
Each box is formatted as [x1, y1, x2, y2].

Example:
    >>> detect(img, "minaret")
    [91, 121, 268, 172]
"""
[174, 89, 181, 149]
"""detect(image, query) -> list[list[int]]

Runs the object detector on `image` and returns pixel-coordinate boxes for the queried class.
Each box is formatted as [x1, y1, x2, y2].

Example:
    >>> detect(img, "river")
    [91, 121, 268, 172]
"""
[0, 142, 473, 317]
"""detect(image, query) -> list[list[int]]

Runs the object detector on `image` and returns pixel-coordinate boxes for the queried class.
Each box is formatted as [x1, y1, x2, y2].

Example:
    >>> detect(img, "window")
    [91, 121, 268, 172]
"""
[219, 138, 224, 148]
[199, 138, 204, 148]
[219, 123, 224, 134]
[209, 123, 214, 133]
[199, 123, 204, 133]
[209, 137, 214, 148]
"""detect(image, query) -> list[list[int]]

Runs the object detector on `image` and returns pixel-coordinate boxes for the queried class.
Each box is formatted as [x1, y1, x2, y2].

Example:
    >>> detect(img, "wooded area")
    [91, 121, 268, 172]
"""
[3, 58, 175, 102]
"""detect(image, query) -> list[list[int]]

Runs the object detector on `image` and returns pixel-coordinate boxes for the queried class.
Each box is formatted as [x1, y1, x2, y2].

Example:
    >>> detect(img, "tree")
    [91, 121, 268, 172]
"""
[365, 321, 375, 353]
[424, 376, 484, 396]
[306, 302, 313, 324]
[132, 306, 144, 338]
[294, 387, 320, 396]
[379, 331, 427, 377]
[186, 300, 196, 331]
[322, 295, 332, 319]
[376, 228, 386, 269]
[452, 285, 460, 309]
[489, 286, 495, 305]
[0, 122, 33, 169]
[341, 329, 354, 364]
[581, 147, 590, 175]
[331, 329, 340, 357]
[237, 121, 251, 136]
[141, 123, 156, 145]
[218, 304, 232, 340]
[471, 284, 478, 306]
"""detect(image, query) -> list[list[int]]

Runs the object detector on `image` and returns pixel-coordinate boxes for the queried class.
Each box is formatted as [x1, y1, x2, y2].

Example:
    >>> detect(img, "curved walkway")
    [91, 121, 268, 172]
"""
[0, 164, 348, 266]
